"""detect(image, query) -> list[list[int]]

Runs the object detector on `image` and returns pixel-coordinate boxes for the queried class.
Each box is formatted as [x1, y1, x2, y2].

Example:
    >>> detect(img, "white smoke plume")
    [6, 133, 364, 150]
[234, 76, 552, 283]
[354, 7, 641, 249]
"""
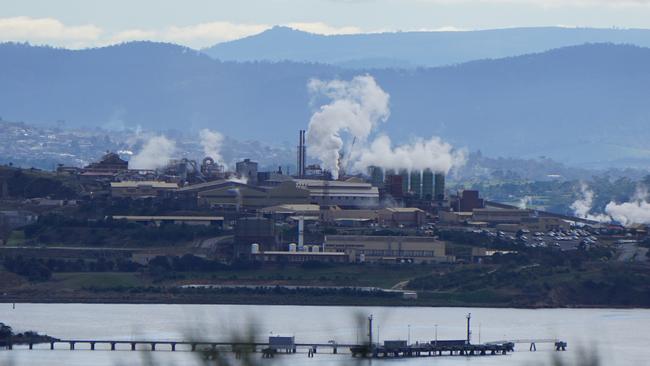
[199, 129, 225, 166]
[227, 175, 248, 184]
[517, 196, 533, 210]
[605, 186, 650, 226]
[306, 74, 464, 178]
[129, 135, 176, 170]
[571, 183, 611, 223]
[353, 135, 466, 175]
[306, 75, 390, 179]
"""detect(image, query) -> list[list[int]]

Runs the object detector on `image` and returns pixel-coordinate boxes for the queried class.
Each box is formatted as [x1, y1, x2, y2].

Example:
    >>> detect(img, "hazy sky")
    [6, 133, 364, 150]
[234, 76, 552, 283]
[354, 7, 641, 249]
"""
[3, 0, 650, 48]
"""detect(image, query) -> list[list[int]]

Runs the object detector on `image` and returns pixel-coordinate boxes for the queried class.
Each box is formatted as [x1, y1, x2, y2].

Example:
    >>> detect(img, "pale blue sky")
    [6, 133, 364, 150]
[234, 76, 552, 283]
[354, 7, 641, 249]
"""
[3, 0, 650, 48]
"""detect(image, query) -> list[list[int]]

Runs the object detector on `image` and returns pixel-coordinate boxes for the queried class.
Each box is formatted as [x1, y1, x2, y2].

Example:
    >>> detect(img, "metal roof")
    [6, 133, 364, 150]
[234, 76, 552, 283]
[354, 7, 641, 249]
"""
[110, 181, 178, 189]
[112, 215, 224, 221]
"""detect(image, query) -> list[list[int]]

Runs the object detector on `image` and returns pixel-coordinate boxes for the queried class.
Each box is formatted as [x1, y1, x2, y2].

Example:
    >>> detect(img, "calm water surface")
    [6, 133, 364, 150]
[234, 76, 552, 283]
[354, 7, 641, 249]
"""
[1, 303, 649, 365]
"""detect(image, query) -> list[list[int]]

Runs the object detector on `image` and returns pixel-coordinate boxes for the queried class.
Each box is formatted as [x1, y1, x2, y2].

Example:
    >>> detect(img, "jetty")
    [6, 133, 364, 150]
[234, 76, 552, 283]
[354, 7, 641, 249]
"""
[0, 313, 566, 359]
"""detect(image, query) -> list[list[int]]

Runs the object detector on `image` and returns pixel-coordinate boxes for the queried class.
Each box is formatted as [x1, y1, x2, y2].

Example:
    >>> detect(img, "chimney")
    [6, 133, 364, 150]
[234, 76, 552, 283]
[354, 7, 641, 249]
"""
[297, 130, 306, 177]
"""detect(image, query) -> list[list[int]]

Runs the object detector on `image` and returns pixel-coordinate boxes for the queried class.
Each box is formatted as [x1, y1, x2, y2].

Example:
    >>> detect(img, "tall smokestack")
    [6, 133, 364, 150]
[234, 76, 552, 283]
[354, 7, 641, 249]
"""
[297, 130, 306, 177]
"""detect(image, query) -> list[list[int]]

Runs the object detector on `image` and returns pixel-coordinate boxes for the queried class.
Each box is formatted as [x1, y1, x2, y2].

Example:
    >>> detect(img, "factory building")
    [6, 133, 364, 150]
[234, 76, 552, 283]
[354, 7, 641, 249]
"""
[522, 217, 570, 232]
[324, 235, 454, 264]
[320, 207, 426, 228]
[472, 208, 532, 224]
[111, 215, 224, 227]
[197, 180, 310, 209]
[380, 207, 427, 227]
[234, 217, 280, 256]
[384, 173, 404, 198]
[110, 181, 179, 198]
[260, 204, 321, 221]
[251, 248, 348, 263]
[294, 179, 379, 207]
[235, 159, 258, 185]
[452, 190, 485, 212]
[84, 152, 128, 173]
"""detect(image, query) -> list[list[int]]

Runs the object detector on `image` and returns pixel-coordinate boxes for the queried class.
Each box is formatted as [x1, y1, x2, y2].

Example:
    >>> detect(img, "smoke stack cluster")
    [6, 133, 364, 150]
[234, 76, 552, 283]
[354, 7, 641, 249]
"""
[297, 129, 306, 178]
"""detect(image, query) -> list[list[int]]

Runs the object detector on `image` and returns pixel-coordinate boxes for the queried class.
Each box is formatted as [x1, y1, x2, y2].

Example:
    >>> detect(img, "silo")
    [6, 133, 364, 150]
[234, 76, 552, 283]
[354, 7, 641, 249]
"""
[410, 170, 422, 198]
[369, 166, 384, 188]
[422, 169, 434, 200]
[251, 243, 260, 254]
[435, 173, 446, 201]
[289, 243, 297, 252]
[399, 169, 409, 195]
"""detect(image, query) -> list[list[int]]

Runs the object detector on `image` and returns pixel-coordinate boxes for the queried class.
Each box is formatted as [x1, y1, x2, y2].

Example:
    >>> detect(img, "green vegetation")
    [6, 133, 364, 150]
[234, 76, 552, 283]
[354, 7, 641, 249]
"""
[52, 272, 144, 290]
[0, 166, 80, 199]
[21, 214, 223, 247]
[407, 248, 650, 307]
[5, 230, 25, 246]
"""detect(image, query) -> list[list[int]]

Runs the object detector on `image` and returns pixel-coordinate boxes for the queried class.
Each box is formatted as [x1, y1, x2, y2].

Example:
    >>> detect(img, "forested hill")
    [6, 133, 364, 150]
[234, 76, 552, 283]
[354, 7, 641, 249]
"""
[1, 42, 650, 166]
[204, 26, 650, 68]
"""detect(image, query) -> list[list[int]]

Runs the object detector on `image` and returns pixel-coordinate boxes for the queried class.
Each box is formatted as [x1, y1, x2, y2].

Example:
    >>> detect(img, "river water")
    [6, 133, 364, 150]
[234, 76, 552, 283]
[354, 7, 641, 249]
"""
[1, 303, 649, 365]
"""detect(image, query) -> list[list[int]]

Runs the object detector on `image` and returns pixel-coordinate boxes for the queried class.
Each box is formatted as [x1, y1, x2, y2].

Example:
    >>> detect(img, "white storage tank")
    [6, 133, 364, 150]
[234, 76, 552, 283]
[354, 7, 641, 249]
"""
[251, 243, 260, 254]
[289, 243, 297, 252]
[312, 245, 320, 253]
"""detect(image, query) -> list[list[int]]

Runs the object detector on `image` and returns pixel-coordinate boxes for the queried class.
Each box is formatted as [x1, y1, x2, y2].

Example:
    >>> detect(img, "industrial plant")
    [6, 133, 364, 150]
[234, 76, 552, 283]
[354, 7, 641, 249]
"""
[30, 129, 636, 269]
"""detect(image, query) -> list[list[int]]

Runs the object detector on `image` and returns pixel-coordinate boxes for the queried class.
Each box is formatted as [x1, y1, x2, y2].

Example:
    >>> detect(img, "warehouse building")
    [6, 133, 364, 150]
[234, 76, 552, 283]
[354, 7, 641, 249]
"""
[110, 181, 178, 198]
[196, 180, 310, 209]
[111, 215, 224, 227]
[294, 179, 379, 207]
[324, 235, 454, 263]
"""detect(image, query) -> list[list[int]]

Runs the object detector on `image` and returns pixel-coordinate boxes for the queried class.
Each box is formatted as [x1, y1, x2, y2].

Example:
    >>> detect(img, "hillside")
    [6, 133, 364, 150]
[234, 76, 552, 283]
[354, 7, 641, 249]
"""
[1, 42, 650, 166]
[204, 26, 650, 68]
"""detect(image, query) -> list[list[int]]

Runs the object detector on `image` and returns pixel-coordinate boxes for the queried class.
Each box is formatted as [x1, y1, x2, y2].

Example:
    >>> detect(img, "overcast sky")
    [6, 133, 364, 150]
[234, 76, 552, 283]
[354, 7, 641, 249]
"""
[3, 0, 650, 49]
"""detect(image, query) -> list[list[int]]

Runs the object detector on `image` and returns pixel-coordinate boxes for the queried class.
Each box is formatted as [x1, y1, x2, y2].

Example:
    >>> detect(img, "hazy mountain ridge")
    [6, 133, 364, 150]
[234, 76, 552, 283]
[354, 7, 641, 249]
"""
[1, 41, 650, 167]
[204, 26, 650, 68]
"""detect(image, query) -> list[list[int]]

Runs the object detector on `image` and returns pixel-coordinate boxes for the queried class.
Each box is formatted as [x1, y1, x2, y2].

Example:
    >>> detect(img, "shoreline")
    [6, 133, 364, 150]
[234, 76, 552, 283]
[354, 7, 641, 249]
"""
[2, 295, 647, 310]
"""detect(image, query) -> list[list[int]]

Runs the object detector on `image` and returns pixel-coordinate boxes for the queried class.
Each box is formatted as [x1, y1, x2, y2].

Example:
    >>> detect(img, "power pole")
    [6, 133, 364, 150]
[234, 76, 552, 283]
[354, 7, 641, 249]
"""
[466, 313, 472, 345]
[368, 315, 373, 346]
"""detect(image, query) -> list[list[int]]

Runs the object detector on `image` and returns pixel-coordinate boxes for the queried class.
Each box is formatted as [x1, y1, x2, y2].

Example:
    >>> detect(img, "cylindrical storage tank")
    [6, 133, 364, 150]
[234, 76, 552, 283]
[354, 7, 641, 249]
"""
[359, 253, 366, 263]
[251, 243, 260, 254]
[289, 243, 297, 252]
[312, 245, 320, 253]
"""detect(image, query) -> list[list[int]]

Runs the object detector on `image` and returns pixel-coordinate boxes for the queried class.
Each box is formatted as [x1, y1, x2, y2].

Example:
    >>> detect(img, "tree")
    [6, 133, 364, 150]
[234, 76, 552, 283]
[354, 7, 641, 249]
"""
[0, 323, 12, 339]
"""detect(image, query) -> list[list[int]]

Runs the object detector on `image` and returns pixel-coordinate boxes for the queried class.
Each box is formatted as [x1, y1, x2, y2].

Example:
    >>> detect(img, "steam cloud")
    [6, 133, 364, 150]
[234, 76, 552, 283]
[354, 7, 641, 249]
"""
[353, 135, 466, 174]
[306, 75, 390, 179]
[605, 186, 650, 226]
[306, 75, 464, 178]
[129, 135, 176, 170]
[571, 183, 650, 226]
[571, 183, 611, 223]
[517, 196, 533, 210]
[199, 129, 225, 166]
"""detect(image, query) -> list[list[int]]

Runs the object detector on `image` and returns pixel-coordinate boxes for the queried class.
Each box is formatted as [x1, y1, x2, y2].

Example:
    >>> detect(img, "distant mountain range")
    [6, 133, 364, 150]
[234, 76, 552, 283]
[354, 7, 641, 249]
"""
[204, 26, 650, 68]
[1, 41, 650, 168]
